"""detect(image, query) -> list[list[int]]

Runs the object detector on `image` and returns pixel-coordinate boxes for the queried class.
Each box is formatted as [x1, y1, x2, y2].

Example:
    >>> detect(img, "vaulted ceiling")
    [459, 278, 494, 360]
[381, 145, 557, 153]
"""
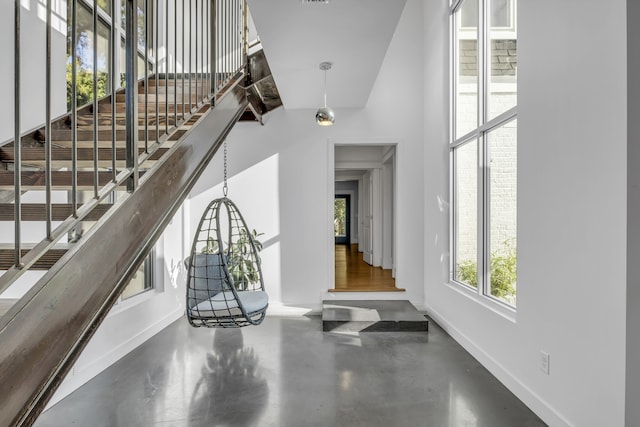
[247, 0, 407, 110]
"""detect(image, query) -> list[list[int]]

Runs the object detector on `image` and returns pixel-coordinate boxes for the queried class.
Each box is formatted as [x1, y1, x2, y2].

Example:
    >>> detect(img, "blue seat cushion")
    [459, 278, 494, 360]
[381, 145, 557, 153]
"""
[191, 290, 269, 317]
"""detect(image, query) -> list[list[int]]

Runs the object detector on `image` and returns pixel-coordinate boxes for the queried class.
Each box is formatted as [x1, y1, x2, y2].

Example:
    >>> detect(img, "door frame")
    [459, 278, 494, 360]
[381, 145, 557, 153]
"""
[327, 138, 399, 291]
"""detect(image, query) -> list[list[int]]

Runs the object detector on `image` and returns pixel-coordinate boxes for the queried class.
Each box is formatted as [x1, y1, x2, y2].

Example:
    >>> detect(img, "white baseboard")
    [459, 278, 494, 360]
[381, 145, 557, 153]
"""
[266, 302, 320, 316]
[46, 306, 183, 408]
[425, 303, 573, 427]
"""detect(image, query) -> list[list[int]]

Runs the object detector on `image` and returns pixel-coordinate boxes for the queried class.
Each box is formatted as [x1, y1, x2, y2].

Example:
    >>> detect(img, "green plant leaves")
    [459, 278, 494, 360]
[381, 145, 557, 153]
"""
[456, 239, 517, 299]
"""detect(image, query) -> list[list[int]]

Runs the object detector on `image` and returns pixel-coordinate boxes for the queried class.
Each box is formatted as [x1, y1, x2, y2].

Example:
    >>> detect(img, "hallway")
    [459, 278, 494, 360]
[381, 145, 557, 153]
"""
[332, 244, 401, 292]
[35, 316, 545, 427]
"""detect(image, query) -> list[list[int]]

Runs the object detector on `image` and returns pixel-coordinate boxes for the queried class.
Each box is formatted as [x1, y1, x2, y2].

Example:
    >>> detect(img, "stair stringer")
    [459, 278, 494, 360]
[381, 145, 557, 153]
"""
[0, 86, 248, 427]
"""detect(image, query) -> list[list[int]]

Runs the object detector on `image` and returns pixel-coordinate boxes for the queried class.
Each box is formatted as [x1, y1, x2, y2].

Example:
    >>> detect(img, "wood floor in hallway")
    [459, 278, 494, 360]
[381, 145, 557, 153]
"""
[331, 244, 403, 292]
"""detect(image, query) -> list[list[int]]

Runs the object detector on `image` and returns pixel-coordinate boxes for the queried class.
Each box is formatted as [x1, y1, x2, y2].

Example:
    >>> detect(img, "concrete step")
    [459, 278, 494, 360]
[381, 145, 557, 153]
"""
[322, 300, 428, 332]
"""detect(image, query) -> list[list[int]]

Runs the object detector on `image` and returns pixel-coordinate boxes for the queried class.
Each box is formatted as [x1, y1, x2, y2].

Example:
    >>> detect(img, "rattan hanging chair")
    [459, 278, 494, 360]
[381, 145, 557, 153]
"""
[185, 197, 268, 328]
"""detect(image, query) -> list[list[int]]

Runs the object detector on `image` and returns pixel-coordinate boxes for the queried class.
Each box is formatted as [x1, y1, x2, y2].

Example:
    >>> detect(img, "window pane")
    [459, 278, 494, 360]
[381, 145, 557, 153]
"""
[488, 0, 517, 120]
[334, 199, 347, 237]
[491, 0, 511, 28]
[122, 254, 153, 299]
[454, 140, 478, 288]
[97, 0, 111, 15]
[456, 0, 478, 139]
[67, 4, 112, 110]
[488, 119, 517, 305]
[121, 0, 147, 51]
[460, 0, 478, 28]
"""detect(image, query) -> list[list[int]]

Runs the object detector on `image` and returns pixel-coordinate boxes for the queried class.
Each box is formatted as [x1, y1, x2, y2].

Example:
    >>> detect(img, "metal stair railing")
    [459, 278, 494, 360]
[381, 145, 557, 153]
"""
[0, 0, 248, 425]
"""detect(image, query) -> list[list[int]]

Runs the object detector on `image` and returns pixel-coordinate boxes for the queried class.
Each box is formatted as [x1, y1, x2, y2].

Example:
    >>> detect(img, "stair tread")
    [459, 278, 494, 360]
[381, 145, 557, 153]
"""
[0, 170, 142, 189]
[0, 203, 113, 221]
[0, 247, 68, 270]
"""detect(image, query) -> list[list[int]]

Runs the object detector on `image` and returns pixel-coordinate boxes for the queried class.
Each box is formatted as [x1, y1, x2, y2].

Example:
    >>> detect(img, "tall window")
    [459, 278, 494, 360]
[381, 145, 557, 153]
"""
[450, 0, 517, 307]
[67, 0, 153, 109]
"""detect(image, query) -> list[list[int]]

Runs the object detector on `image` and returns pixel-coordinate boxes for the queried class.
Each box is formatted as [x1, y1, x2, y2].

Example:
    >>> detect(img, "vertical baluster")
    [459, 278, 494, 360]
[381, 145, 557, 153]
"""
[242, 0, 246, 70]
[144, 0, 150, 153]
[173, 0, 177, 127]
[234, 0, 237, 75]
[45, 0, 53, 239]
[230, 0, 234, 75]
[182, 0, 186, 119]
[195, 0, 199, 106]
[228, 0, 232, 80]
[205, 0, 209, 99]
[210, 0, 215, 100]
[189, 0, 192, 111]
[236, 0, 239, 73]
[165, 0, 169, 134]
[222, 0, 225, 89]
[216, 0, 220, 94]
[200, 0, 204, 103]
[111, 0, 117, 181]
[155, 0, 159, 143]
[93, 0, 99, 198]
[13, 0, 22, 267]
[222, 0, 226, 85]
[126, 0, 139, 192]
[228, 0, 232, 77]
[243, 0, 247, 70]
[71, 0, 79, 216]
[234, 0, 238, 74]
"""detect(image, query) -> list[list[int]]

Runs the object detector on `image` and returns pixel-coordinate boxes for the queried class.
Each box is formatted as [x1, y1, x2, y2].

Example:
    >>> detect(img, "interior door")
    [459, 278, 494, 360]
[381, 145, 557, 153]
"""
[334, 195, 350, 245]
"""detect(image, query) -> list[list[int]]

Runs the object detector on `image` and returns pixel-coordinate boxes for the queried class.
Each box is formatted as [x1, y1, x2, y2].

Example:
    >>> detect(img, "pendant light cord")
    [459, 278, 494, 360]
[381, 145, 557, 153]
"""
[223, 139, 228, 197]
[324, 69, 327, 108]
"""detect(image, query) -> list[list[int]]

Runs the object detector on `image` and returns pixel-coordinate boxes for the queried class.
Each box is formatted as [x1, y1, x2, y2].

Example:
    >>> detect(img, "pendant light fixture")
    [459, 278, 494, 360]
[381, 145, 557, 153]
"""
[316, 61, 335, 126]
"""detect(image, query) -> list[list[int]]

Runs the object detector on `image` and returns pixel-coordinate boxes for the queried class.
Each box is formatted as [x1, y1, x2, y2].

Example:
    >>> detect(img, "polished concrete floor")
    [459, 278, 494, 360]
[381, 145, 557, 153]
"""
[35, 316, 546, 427]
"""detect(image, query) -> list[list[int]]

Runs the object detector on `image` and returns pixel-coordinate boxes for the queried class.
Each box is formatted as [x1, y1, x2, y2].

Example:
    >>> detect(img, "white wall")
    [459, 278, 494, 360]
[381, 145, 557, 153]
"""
[185, 0, 425, 311]
[47, 204, 189, 406]
[627, 0, 640, 424]
[424, 0, 628, 426]
[0, 0, 67, 144]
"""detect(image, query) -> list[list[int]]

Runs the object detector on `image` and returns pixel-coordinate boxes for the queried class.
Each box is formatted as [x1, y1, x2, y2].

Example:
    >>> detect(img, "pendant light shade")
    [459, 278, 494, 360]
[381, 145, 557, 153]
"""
[316, 62, 335, 126]
[316, 106, 335, 126]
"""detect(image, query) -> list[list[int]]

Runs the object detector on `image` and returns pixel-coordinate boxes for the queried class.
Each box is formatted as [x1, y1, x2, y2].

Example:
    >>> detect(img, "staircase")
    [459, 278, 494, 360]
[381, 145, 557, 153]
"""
[0, 0, 281, 425]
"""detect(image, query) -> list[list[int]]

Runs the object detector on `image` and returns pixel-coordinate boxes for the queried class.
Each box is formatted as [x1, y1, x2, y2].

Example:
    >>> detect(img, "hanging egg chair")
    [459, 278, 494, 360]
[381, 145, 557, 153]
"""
[186, 197, 268, 328]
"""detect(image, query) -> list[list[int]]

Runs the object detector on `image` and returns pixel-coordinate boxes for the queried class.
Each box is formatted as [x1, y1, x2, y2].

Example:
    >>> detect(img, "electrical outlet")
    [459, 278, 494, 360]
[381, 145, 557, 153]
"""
[540, 351, 550, 375]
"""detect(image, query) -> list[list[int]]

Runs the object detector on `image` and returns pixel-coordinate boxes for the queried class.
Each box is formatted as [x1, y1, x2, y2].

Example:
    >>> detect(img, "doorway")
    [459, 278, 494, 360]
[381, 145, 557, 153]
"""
[330, 142, 399, 292]
[334, 195, 350, 245]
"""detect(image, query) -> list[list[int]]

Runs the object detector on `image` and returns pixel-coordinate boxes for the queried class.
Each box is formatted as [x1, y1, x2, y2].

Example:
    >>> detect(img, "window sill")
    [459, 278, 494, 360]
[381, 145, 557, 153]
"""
[445, 281, 517, 323]
[108, 288, 158, 317]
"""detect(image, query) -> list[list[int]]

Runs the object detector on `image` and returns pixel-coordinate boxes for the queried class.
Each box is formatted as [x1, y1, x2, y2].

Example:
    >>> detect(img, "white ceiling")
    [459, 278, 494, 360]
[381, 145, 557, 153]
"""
[247, 0, 407, 110]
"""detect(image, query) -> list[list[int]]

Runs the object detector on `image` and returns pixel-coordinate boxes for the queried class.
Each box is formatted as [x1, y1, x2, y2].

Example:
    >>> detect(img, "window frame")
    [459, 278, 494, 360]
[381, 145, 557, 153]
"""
[120, 249, 156, 301]
[72, 0, 154, 97]
[449, 0, 518, 311]
[460, 0, 517, 37]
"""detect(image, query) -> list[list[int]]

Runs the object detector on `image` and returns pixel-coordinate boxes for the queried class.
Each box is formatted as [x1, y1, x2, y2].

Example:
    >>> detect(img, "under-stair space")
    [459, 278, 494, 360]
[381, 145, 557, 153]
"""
[322, 300, 429, 333]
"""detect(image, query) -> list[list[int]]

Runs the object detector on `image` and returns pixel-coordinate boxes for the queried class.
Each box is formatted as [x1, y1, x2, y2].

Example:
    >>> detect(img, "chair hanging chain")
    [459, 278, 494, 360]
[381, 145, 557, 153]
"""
[223, 139, 228, 197]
